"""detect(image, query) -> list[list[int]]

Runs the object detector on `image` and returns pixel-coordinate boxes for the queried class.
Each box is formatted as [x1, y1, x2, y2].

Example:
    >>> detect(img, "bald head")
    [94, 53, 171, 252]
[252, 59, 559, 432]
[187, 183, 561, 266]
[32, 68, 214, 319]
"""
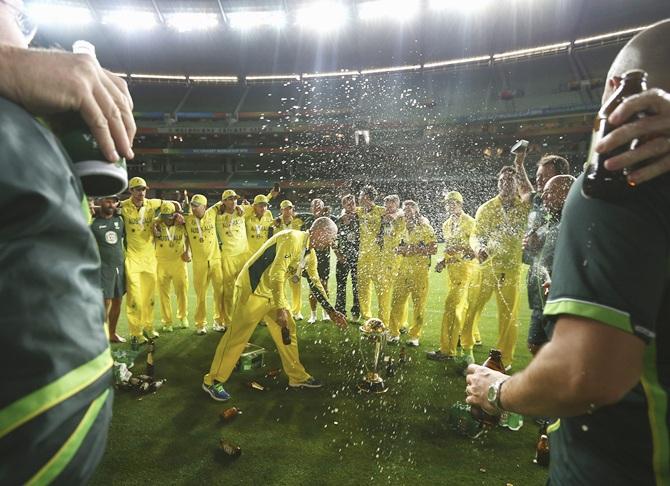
[604, 20, 670, 102]
[542, 175, 575, 215]
[309, 217, 338, 250]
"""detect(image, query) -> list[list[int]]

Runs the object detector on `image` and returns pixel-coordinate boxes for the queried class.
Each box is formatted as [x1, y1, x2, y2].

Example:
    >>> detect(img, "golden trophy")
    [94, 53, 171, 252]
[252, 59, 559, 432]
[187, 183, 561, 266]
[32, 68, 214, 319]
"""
[357, 318, 389, 394]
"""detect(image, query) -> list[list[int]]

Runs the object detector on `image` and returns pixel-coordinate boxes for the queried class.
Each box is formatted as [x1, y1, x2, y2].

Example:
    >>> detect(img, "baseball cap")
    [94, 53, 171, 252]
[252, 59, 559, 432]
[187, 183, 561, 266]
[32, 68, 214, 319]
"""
[190, 194, 207, 207]
[160, 202, 175, 216]
[280, 200, 293, 209]
[221, 189, 240, 200]
[129, 177, 148, 190]
[253, 194, 269, 205]
[444, 191, 463, 204]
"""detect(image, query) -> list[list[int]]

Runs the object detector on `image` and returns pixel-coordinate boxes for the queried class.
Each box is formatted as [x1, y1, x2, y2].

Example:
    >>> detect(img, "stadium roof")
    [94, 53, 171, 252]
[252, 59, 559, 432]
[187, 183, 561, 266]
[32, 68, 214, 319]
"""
[28, 0, 669, 77]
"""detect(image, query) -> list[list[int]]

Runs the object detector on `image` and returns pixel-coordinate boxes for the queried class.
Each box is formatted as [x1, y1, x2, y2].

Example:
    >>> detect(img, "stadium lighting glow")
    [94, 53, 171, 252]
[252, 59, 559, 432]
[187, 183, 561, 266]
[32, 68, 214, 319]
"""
[228, 10, 287, 30]
[302, 70, 359, 79]
[429, 0, 492, 13]
[102, 10, 158, 31]
[246, 74, 301, 81]
[189, 75, 238, 83]
[130, 73, 187, 81]
[358, 0, 419, 22]
[27, 3, 93, 27]
[296, 2, 348, 32]
[573, 25, 650, 45]
[423, 55, 491, 69]
[165, 12, 219, 33]
[493, 41, 571, 60]
[360, 64, 421, 74]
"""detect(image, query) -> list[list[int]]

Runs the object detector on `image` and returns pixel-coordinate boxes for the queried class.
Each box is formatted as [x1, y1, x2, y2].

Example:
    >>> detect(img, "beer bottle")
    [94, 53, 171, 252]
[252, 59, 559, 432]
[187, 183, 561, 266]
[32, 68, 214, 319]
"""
[220, 407, 240, 422]
[281, 326, 291, 345]
[582, 70, 648, 200]
[182, 190, 190, 215]
[470, 349, 505, 426]
[219, 438, 242, 457]
[534, 434, 550, 467]
[143, 331, 155, 378]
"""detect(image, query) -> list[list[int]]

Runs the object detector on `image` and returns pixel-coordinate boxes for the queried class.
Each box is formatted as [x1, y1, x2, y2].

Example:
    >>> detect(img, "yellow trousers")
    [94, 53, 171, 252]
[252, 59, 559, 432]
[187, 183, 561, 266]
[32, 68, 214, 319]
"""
[204, 293, 311, 386]
[125, 267, 156, 337]
[221, 253, 250, 325]
[193, 258, 224, 328]
[389, 266, 429, 339]
[157, 259, 188, 326]
[288, 278, 302, 316]
[461, 264, 521, 365]
[439, 262, 473, 355]
[358, 249, 389, 321]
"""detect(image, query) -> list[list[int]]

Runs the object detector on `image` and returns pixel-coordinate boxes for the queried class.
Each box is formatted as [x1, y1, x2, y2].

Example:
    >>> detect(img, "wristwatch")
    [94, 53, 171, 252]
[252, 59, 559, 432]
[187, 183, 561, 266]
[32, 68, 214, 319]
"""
[487, 378, 507, 414]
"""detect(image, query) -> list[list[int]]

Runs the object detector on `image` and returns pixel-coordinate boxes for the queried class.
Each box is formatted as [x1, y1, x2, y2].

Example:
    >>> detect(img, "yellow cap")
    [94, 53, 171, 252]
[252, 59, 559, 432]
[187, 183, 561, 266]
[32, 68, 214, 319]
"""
[221, 189, 240, 200]
[253, 194, 269, 205]
[444, 191, 463, 204]
[160, 202, 175, 216]
[129, 177, 148, 190]
[190, 194, 207, 207]
[280, 200, 293, 209]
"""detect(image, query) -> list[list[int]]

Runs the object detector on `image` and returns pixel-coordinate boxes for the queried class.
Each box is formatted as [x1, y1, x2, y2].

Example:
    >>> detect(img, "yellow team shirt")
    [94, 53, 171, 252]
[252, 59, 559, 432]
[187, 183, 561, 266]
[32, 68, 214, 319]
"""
[471, 195, 531, 270]
[154, 221, 187, 262]
[120, 198, 162, 271]
[246, 210, 275, 255]
[442, 213, 476, 264]
[356, 205, 385, 256]
[215, 203, 251, 257]
[276, 215, 304, 231]
[396, 218, 437, 271]
[185, 206, 220, 262]
[235, 230, 328, 310]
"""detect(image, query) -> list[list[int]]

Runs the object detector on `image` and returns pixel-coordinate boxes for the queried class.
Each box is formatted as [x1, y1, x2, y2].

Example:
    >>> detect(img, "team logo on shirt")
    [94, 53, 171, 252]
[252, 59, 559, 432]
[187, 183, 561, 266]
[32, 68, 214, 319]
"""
[105, 231, 118, 245]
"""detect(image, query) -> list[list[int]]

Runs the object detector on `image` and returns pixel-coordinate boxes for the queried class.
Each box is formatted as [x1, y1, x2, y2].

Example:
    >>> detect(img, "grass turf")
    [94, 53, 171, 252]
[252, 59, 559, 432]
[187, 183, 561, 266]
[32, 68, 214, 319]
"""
[93, 253, 549, 486]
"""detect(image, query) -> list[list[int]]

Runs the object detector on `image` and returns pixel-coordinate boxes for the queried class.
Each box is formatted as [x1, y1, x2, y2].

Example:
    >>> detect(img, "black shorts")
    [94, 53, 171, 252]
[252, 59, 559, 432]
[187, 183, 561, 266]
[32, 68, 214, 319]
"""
[315, 249, 331, 281]
[101, 265, 125, 299]
[527, 308, 549, 346]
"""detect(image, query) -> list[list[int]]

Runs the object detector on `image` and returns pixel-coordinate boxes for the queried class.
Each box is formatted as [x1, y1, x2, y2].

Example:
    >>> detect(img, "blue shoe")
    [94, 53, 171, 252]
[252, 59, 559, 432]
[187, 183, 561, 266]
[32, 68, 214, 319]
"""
[289, 377, 323, 388]
[202, 382, 231, 401]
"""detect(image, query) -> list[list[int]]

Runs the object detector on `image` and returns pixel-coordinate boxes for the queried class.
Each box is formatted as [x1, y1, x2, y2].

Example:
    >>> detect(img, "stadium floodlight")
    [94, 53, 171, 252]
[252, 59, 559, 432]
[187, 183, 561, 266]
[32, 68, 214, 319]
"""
[423, 55, 491, 69]
[228, 10, 287, 30]
[295, 2, 349, 33]
[129, 73, 188, 81]
[190, 75, 238, 83]
[102, 10, 158, 31]
[302, 70, 359, 79]
[493, 41, 571, 60]
[165, 12, 220, 33]
[27, 3, 93, 27]
[358, 0, 419, 22]
[360, 64, 421, 74]
[246, 74, 301, 82]
[429, 0, 492, 13]
[573, 25, 650, 45]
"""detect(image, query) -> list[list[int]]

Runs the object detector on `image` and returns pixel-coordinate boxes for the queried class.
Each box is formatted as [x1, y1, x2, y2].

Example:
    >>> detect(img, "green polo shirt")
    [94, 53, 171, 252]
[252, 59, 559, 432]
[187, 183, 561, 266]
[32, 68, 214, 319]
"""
[0, 98, 112, 484]
[544, 173, 670, 485]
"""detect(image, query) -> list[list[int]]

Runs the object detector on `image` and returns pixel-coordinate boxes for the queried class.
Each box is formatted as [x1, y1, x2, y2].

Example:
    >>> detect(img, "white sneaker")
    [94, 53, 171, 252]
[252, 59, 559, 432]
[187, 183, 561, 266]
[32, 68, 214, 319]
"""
[293, 313, 304, 321]
[406, 338, 420, 347]
[321, 312, 330, 321]
[212, 323, 227, 332]
[307, 313, 317, 324]
[196, 326, 207, 335]
[387, 335, 400, 345]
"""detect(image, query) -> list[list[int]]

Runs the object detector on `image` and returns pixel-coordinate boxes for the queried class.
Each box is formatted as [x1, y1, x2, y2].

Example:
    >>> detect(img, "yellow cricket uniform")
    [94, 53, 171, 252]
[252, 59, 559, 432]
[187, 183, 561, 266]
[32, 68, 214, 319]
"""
[246, 210, 275, 256]
[438, 212, 476, 356]
[155, 221, 188, 326]
[120, 197, 162, 337]
[461, 195, 531, 365]
[356, 205, 386, 320]
[276, 215, 305, 316]
[205, 230, 330, 386]
[185, 207, 223, 329]
[389, 218, 437, 339]
[378, 215, 405, 326]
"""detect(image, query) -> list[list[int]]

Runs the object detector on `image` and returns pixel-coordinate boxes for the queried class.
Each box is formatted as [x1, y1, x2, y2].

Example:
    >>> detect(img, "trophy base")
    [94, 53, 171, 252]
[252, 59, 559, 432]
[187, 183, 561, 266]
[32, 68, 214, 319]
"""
[357, 379, 388, 394]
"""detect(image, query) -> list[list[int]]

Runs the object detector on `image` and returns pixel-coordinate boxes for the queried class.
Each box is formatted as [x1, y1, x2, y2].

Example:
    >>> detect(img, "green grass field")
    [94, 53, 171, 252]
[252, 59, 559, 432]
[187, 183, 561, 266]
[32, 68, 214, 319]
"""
[93, 253, 549, 485]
